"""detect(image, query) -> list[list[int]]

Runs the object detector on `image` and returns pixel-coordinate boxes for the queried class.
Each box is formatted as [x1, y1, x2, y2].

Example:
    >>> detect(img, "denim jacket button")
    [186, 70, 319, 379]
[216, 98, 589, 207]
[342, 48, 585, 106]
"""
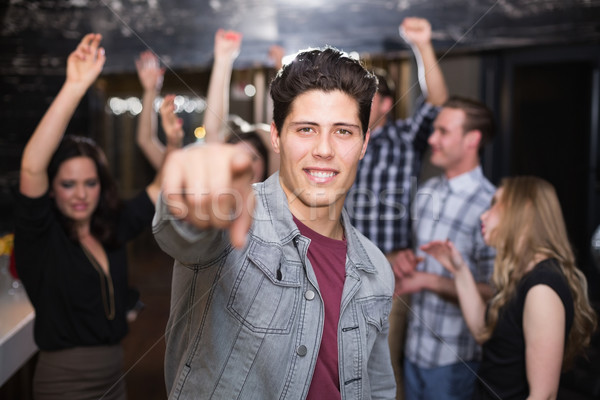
[304, 290, 315, 300]
[296, 345, 308, 356]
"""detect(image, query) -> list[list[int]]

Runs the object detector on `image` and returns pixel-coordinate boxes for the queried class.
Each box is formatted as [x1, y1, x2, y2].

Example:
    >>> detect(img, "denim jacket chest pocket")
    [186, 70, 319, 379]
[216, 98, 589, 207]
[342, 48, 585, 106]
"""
[227, 239, 303, 334]
[358, 296, 392, 349]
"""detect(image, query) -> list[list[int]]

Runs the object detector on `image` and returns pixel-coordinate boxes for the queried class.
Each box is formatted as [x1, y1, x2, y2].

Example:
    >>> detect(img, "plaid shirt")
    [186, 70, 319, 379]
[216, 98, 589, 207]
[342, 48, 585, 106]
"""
[405, 166, 496, 368]
[346, 100, 439, 254]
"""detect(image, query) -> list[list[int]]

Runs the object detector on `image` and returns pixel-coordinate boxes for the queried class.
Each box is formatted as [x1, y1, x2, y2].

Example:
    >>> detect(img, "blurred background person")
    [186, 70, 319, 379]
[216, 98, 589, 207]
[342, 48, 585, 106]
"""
[421, 176, 597, 399]
[14, 33, 164, 400]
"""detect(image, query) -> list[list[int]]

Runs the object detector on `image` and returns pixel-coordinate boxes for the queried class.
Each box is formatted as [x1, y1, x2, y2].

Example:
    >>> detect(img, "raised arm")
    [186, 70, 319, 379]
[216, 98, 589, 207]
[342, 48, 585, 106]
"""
[204, 29, 242, 143]
[419, 240, 489, 343]
[135, 50, 166, 170]
[20, 33, 106, 198]
[159, 94, 185, 152]
[268, 45, 285, 71]
[139, 93, 187, 205]
[400, 17, 448, 107]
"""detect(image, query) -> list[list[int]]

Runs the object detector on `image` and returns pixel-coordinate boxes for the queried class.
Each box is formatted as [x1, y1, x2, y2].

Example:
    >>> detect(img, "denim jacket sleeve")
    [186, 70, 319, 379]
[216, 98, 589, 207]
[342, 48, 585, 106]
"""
[368, 316, 396, 399]
[152, 193, 230, 266]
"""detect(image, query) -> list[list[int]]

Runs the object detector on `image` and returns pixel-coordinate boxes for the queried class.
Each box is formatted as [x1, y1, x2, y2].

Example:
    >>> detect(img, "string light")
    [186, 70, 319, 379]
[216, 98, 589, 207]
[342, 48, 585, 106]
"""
[107, 96, 207, 116]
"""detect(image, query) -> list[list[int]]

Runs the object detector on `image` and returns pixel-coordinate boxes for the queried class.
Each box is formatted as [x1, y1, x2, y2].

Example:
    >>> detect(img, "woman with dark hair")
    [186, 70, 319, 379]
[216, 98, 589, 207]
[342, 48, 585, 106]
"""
[421, 176, 597, 400]
[225, 128, 270, 183]
[159, 95, 271, 183]
[15, 33, 162, 399]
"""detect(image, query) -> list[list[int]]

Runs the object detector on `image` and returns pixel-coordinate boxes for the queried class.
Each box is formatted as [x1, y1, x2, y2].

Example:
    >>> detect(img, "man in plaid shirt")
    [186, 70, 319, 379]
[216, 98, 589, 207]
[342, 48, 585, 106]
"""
[395, 97, 496, 400]
[346, 17, 448, 399]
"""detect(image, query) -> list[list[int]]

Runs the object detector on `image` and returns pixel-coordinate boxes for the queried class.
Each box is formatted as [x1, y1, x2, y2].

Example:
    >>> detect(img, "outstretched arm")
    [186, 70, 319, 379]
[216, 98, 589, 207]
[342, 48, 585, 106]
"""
[20, 33, 106, 198]
[419, 240, 489, 343]
[204, 29, 242, 143]
[135, 50, 166, 170]
[400, 17, 448, 107]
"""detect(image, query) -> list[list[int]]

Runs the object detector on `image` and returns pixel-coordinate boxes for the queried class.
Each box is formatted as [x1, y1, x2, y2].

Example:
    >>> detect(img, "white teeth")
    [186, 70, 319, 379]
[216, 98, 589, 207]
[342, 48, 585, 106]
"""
[308, 170, 335, 178]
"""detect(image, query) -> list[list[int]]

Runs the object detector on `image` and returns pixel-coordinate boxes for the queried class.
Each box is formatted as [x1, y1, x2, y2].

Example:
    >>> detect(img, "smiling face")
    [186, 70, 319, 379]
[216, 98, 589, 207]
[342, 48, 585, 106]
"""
[51, 156, 101, 226]
[428, 107, 480, 178]
[271, 89, 369, 221]
[480, 187, 504, 247]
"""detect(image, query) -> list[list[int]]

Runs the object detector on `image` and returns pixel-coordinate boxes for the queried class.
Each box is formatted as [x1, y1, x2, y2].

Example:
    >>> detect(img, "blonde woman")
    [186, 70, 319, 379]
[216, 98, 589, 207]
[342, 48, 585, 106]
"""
[421, 176, 597, 399]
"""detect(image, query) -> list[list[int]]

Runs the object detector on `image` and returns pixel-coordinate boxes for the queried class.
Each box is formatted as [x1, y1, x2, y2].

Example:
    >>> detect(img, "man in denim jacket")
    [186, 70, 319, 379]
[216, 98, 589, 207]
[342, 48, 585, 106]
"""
[153, 47, 396, 399]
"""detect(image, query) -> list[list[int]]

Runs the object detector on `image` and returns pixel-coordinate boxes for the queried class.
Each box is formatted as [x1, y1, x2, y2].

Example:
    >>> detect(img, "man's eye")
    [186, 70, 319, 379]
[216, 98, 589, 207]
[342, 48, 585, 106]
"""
[337, 129, 352, 136]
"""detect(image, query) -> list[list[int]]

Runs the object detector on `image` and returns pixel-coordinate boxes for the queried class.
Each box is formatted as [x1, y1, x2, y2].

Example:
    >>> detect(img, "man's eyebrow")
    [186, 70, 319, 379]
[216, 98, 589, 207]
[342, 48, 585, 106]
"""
[287, 121, 360, 129]
[288, 121, 319, 127]
[332, 122, 361, 129]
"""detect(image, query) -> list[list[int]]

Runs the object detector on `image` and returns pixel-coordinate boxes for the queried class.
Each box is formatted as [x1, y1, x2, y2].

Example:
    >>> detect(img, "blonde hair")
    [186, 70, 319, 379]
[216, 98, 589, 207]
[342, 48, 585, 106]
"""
[483, 176, 597, 369]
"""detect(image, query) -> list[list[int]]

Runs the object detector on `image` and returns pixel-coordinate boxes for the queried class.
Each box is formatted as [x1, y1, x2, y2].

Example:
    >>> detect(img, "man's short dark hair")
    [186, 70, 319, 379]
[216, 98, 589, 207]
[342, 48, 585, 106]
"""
[444, 96, 495, 148]
[269, 46, 378, 137]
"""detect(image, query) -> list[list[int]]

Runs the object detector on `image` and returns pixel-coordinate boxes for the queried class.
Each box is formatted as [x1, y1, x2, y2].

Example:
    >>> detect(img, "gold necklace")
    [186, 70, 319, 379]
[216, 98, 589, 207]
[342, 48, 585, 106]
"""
[81, 245, 116, 320]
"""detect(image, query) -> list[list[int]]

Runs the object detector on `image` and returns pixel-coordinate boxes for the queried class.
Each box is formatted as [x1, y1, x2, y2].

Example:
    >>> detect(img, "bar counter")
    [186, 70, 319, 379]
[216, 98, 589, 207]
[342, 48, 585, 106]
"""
[0, 281, 37, 386]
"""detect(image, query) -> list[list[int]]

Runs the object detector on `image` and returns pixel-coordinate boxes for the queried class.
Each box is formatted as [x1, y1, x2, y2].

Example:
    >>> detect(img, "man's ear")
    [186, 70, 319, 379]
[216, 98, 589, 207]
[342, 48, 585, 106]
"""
[381, 96, 394, 114]
[270, 121, 281, 154]
[465, 129, 482, 150]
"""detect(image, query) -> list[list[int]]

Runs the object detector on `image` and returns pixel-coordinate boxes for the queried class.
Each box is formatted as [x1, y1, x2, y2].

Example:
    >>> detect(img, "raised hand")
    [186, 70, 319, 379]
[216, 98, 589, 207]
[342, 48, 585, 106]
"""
[399, 17, 432, 48]
[161, 144, 256, 248]
[420, 239, 466, 274]
[214, 29, 242, 62]
[135, 50, 165, 92]
[159, 94, 184, 148]
[268, 45, 285, 70]
[20, 33, 106, 198]
[66, 33, 106, 91]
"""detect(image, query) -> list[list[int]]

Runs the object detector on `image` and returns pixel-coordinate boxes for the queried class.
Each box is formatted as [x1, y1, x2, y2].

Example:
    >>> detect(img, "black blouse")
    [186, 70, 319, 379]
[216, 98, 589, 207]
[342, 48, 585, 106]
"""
[14, 190, 154, 351]
[474, 258, 574, 400]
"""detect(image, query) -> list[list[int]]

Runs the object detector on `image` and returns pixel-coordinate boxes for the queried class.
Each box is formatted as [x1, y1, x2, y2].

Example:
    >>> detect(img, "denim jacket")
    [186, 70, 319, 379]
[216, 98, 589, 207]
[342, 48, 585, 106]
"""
[153, 173, 396, 400]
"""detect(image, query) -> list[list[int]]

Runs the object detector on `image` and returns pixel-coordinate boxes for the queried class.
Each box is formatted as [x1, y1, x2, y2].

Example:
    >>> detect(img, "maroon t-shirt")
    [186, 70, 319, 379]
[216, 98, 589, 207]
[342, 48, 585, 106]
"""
[293, 217, 346, 400]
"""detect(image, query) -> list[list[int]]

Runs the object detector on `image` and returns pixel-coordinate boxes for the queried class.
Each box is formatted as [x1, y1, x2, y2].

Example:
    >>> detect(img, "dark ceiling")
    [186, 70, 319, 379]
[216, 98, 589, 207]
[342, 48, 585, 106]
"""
[1, 0, 600, 75]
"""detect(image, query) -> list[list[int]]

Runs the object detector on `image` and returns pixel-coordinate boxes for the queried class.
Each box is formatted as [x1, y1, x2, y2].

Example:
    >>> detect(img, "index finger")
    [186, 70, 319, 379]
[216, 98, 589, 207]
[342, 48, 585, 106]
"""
[229, 189, 255, 249]
[225, 150, 255, 248]
[160, 150, 189, 221]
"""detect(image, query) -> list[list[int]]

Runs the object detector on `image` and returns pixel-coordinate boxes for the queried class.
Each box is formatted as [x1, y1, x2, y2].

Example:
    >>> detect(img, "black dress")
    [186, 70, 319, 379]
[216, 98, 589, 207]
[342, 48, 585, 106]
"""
[473, 258, 574, 400]
[14, 190, 154, 399]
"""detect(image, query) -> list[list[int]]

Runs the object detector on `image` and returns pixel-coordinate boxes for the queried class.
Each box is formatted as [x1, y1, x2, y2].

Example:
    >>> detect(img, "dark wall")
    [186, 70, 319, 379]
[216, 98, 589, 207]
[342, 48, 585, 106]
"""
[1, 0, 600, 75]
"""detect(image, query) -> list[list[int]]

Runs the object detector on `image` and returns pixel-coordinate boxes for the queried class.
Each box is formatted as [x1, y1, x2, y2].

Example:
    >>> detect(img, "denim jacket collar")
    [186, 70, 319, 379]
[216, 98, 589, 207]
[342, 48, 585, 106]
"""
[259, 172, 377, 275]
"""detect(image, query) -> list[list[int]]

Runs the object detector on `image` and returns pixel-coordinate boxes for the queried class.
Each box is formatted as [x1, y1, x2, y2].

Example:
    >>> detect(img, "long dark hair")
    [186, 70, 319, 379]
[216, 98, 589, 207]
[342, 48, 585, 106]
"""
[47, 135, 121, 247]
[225, 128, 270, 182]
